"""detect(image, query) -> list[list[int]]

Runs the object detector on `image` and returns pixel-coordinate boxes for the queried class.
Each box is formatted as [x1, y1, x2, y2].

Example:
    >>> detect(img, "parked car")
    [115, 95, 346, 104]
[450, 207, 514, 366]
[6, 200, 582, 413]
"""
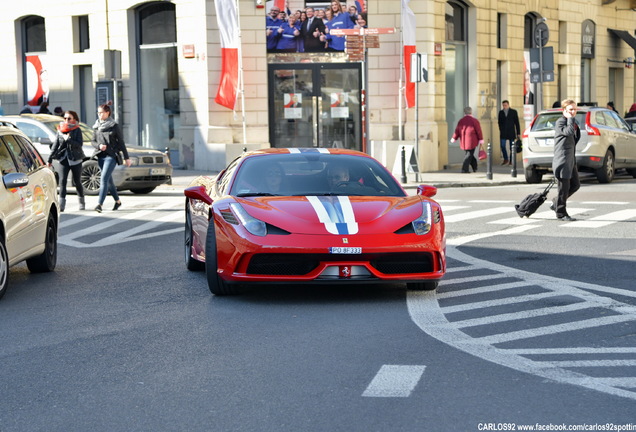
[0, 121, 58, 299]
[184, 148, 446, 295]
[0, 114, 173, 194]
[521, 107, 636, 183]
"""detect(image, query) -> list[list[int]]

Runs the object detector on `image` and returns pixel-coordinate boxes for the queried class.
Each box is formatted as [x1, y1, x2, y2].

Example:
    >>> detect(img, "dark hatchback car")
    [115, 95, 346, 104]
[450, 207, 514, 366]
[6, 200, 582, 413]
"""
[0, 114, 173, 194]
[521, 107, 636, 183]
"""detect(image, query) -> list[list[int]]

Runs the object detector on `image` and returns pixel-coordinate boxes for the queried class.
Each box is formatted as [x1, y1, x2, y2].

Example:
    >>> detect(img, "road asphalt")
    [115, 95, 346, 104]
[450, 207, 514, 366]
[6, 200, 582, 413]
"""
[164, 160, 530, 191]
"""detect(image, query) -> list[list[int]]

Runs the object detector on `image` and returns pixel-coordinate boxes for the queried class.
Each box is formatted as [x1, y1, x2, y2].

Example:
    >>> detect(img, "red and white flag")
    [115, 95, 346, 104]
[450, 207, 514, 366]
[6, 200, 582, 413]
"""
[402, 0, 416, 108]
[215, 0, 240, 110]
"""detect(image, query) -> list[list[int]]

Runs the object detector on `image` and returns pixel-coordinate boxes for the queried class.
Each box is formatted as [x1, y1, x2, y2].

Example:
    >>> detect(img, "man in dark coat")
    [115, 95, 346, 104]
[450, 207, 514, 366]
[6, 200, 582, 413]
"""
[551, 99, 580, 221]
[300, 7, 326, 52]
[497, 100, 520, 165]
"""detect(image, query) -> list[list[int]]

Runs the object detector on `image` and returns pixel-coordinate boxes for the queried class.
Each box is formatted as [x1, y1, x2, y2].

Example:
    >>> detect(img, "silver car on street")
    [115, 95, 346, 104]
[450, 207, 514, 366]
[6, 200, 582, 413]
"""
[522, 107, 636, 183]
[0, 114, 173, 194]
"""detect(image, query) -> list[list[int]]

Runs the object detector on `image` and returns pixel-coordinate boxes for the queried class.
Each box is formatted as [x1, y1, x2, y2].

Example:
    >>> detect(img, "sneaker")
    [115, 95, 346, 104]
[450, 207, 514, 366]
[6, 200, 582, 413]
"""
[95, 204, 102, 213]
[113, 201, 122, 211]
[557, 215, 576, 221]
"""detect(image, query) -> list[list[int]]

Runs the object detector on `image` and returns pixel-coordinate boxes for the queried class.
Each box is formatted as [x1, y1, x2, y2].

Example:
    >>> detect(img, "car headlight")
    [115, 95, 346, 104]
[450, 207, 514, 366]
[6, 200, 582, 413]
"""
[128, 157, 139, 166]
[229, 202, 267, 236]
[412, 201, 432, 235]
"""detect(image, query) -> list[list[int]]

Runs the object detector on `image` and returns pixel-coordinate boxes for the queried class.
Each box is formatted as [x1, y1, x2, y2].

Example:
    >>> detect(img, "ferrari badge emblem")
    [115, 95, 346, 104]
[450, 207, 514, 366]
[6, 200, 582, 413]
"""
[342, 238, 348, 244]
[339, 266, 351, 278]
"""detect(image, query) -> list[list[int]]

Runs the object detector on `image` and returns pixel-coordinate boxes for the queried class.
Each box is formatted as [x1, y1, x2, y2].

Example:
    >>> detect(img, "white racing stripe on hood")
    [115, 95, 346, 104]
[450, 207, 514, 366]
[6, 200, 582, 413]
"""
[307, 195, 359, 235]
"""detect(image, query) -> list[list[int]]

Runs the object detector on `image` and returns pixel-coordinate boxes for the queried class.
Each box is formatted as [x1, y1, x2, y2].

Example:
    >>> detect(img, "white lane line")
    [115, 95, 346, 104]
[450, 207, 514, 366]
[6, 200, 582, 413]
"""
[440, 292, 565, 314]
[476, 314, 636, 345]
[580, 201, 629, 205]
[89, 210, 183, 247]
[544, 360, 636, 367]
[453, 302, 593, 328]
[438, 281, 531, 299]
[362, 365, 426, 398]
[444, 207, 512, 223]
[563, 209, 636, 228]
[506, 347, 636, 354]
[447, 225, 539, 246]
[439, 205, 470, 212]
[571, 378, 636, 388]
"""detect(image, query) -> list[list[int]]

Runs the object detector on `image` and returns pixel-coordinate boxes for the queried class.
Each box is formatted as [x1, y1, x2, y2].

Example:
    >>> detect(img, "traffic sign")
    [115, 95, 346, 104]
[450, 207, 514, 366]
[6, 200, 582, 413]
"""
[534, 22, 549, 47]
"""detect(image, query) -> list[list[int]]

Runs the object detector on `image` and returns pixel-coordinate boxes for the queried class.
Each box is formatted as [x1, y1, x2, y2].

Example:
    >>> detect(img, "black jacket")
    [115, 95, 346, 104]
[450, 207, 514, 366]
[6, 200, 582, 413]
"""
[552, 116, 580, 180]
[498, 108, 521, 140]
[91, 119, 129, 160]
[301, 17, 326, 52]
[49, 127, 85, 163]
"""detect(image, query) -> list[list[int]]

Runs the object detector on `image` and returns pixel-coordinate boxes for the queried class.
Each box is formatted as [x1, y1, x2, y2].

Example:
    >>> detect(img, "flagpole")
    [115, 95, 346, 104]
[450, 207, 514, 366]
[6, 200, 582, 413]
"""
[236, 0, 246, 144]
[398, 1, 404, 141]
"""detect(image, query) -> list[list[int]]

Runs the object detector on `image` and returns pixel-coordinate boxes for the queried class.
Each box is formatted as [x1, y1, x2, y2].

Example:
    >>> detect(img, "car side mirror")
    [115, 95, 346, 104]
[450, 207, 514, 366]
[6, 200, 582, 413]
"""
[416, 184, 437, 198]
[184, 185, 213, 205]
[3, 172, 29, 189]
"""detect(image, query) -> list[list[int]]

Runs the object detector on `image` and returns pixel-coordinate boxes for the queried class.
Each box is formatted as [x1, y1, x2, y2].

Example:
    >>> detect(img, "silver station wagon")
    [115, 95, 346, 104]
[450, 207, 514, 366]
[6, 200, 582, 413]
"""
[521, 107, 636, 183]
[0, 114, 173, 195]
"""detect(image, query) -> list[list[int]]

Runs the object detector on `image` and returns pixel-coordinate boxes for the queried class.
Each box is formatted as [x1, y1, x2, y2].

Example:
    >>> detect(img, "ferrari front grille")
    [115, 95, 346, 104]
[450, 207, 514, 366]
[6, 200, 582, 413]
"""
[246, 252, 436, 276]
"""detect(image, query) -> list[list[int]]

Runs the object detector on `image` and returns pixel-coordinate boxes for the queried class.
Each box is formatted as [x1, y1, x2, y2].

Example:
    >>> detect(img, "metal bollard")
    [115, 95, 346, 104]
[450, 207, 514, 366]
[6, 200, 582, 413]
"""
[400, 146, 407, 184]
[511, 140, 517, 178]
[486, 141, 493, 180]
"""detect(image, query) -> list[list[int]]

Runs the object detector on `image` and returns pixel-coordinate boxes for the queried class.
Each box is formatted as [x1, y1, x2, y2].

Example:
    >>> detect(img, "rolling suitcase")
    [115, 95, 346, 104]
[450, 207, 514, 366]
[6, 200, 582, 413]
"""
[514, 179, 556, 218]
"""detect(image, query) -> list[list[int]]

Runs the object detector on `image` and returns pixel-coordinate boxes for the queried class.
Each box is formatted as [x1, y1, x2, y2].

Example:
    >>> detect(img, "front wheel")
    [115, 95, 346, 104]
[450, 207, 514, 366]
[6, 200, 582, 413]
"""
[205, 221, 239, 295]
[406, 281, 438, 291]
[185, 203, 204, 271]
[596, 150, 615, 183]
[26, 213, 58, 273]
[0, 234, 8, 300]
[81, 160, 101, 195]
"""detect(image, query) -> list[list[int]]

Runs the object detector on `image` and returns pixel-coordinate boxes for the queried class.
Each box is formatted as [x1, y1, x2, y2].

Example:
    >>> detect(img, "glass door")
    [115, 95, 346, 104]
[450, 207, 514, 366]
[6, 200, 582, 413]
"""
[268, 63, 362, 150]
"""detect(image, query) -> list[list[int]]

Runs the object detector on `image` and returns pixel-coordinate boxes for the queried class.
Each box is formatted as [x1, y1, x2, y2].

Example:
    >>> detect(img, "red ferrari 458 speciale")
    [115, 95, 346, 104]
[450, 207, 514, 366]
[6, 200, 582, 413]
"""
[184, 148, 445, 295]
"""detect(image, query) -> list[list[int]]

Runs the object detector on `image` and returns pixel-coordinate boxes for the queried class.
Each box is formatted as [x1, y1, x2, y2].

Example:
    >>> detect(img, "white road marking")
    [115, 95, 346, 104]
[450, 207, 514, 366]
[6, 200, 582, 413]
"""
[59, 200, 182, 248]
[362, 365, 426, 398]
[563, 209, 636, 228]
[443, 207, 512, 223]
[407, 245, 636, 401]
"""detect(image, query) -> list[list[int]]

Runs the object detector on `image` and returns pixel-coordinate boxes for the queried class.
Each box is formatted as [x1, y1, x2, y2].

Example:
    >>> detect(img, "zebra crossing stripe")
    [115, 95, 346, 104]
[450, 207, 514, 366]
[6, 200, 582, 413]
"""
[563, 209, 636, 228]
[362, 365, 426, 397]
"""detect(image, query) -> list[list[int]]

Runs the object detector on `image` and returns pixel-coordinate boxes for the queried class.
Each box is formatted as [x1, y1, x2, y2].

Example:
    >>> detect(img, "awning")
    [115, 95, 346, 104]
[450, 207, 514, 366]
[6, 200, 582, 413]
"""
[608, 28, 636, 51]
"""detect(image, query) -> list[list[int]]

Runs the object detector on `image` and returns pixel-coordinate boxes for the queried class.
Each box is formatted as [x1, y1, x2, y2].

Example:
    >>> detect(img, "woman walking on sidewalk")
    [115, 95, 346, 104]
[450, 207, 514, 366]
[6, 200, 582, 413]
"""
[92, 103, 131, 213]
[451, 106, 484, 173]
[48, 110, 86, 211]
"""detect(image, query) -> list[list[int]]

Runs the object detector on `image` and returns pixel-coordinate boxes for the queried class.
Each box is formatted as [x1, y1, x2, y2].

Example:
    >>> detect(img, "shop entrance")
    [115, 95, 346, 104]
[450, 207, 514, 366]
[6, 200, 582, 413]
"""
[268, 63, 363, 151]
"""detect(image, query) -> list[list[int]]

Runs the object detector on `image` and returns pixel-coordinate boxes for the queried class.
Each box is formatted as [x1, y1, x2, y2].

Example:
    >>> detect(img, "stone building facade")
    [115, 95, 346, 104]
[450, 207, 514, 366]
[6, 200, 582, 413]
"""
[0, 0, 634, 172]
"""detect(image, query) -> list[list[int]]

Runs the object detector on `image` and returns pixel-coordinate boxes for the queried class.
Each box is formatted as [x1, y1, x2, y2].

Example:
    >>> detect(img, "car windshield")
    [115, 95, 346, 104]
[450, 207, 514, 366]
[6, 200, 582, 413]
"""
[42, 120, 94, 142]
[230, 153, 406, 197]
[531, 111, 586, 132]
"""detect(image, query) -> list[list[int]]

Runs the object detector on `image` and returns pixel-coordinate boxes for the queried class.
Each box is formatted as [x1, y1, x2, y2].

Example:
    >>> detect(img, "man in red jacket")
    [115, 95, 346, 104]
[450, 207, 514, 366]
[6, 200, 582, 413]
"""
[451, 106, 484, 173]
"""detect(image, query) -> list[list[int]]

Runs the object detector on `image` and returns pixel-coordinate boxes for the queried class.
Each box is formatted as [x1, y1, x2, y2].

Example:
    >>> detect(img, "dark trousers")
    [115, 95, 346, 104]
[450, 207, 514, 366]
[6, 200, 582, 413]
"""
[462, 148, 477, 173]
[554, 168, 580, 218]
[58, 159, 84, 198]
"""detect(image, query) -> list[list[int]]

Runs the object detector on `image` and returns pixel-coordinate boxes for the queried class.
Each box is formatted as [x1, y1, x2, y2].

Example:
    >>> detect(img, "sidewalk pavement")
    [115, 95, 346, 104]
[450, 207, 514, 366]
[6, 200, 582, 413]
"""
[163, 161, 529, 191]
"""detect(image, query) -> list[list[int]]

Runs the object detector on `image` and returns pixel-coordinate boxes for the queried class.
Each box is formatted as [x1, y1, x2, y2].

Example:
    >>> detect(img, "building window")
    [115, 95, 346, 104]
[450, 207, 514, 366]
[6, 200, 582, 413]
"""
[524, 14, 536, 49]
[445, 2, 465, 42]
[139, 2, 177, 44]
[497, 13, 507, 49]
[23, 16, 46, 53]
[75, 15, 90, 53]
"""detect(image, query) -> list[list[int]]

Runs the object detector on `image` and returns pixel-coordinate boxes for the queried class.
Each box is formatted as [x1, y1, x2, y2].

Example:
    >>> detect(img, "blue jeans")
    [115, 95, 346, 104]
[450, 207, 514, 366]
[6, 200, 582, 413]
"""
[98, 155, 120, 205]
[500, 139, 511, 162]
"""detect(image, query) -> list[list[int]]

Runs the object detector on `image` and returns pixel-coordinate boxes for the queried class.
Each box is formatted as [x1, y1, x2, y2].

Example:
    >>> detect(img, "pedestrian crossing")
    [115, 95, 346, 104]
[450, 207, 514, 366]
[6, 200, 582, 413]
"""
[407, 245, 636, 401]
[438, 199, 636, 227]
[58, 196, 184, 248]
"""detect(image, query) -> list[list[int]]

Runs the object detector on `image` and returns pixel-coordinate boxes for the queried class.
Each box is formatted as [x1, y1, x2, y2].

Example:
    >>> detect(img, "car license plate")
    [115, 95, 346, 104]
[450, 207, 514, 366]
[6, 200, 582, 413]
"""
[150, 168, 166, 175]
[540, 138, 555, 147]
[329, 247, 362, 254]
